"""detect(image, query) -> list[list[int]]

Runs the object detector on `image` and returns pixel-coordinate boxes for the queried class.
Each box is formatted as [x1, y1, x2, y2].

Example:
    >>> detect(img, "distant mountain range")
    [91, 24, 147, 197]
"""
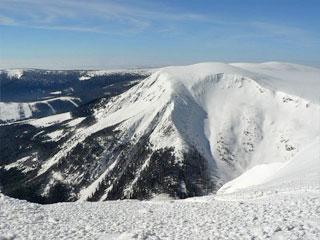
[0, 69, 152, 122]
[0, 62, 319, 204]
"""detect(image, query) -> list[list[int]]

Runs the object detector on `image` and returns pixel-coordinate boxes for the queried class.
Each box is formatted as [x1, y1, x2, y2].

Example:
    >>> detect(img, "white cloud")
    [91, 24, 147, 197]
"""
[0, 0, 205, 33]
[0, 15, 17, 25]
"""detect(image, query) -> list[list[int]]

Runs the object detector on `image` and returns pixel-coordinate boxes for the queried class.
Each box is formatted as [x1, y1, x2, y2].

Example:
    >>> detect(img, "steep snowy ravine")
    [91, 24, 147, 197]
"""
[69, 62, 319, 198]
[96, 62, 320, 184]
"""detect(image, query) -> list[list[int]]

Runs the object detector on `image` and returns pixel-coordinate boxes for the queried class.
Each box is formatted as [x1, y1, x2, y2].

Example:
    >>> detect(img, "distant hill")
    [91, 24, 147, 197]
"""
[0, 69, 151, 122]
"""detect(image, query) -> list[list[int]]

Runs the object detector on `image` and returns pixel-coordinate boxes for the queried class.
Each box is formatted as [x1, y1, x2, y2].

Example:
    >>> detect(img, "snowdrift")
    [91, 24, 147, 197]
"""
[218, 137, 320, 196]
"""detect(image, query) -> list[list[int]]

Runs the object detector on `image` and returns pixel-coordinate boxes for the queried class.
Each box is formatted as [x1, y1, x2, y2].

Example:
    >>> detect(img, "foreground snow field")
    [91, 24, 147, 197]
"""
[1, 190, 320, 240]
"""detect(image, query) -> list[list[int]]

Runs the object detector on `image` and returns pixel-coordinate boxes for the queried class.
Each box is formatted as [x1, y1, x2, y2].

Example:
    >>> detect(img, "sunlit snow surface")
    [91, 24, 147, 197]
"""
[78, 69, 157, 80]
[1, 191, 319, 239]
[5, 69, 24, 79]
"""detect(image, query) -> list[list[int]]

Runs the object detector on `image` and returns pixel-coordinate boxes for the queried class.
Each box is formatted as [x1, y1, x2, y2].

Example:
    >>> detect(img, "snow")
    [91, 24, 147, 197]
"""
[154, 62, 320, 183]
[29, 112, 72, 127]
[65, 117, 85, 127]
[156, 63, 319, 183]
[50, 91, 62, 95]
[3, 156, 38, 173]
[217, 137, 320, 196]
[4, 157, 30, 171]
[0, 102, 22, 121]
[1, 190, 319, 239]
[159, 62, 320, 104]
[0, 97, 79, 122]
[123, 156, 152, 198]
[264, 137, 320, 185]
[217, 162, 285, 195]
[3, 137, 320, 239]
[46, 129, 65, 141]
[79, 76, 91, 81]
[78, 158, 120, 201]
[2, 132, 319, 239]
[6, 69, 24, 79]
[230, 62, 320, 104]
[78, 69, 154, 81]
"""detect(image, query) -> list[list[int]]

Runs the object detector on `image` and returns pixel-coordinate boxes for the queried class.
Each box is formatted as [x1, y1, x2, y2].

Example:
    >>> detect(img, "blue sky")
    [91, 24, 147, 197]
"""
[0, 0, 319, 69]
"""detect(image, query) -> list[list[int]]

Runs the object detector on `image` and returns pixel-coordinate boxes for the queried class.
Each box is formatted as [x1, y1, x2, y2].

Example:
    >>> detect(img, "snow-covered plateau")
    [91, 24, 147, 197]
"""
[0, 62, 319, 239]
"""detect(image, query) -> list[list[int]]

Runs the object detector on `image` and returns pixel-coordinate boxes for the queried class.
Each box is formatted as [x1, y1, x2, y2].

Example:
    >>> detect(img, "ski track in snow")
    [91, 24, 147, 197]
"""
[1, 191, 319, 240]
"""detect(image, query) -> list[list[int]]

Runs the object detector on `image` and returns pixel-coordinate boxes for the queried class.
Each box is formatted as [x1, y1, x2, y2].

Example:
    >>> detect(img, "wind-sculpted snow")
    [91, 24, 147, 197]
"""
[0, 62, 319, 204]
[230, 62, 320, 104]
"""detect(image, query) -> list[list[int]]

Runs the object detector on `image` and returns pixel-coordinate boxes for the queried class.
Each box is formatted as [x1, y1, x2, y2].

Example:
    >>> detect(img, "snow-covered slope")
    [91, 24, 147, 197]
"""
[95, 61, 319, 183]
[3, 69, 24, 78]
[218, 137, 320, 196]
[86, 62, 319, 171]
[230, 62, 320, 103]
[0, 97, 81, 122]
[1, 62, 319, 203]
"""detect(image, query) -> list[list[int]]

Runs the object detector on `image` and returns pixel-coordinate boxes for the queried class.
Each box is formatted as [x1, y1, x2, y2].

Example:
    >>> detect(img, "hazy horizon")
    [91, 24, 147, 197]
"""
[1, 60, 320, 71]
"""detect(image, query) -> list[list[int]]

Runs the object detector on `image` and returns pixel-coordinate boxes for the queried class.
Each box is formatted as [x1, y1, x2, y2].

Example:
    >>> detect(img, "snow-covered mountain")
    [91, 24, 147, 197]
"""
[0, 68, 153, 82]
[1, 62, 319, 204]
